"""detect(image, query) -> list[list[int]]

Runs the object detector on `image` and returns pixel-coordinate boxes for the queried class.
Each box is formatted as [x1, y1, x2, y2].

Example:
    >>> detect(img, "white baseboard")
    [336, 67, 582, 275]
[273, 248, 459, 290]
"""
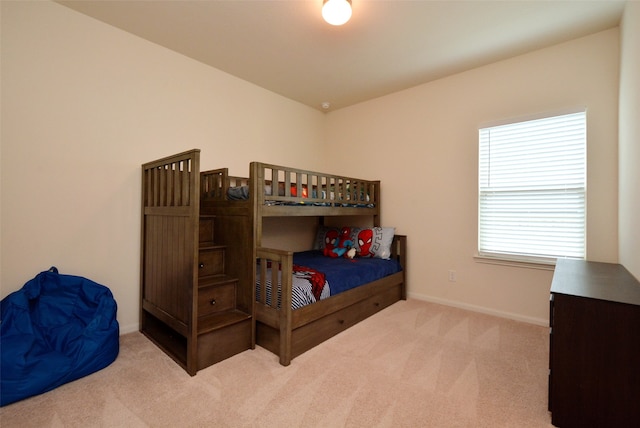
[119, 323, 140, 335]
[407, 292, 549, 326]
[118, 295, 549, 336]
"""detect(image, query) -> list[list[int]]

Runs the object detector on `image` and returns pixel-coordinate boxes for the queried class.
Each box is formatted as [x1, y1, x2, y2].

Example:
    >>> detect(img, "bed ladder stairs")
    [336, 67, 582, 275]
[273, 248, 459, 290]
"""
[193, 215, 252, 373]
[140, 149, 252, 376]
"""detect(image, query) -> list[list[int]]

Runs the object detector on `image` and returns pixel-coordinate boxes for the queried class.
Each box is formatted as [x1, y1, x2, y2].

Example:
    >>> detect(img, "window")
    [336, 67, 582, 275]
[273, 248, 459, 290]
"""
[478, 111, 586, 263]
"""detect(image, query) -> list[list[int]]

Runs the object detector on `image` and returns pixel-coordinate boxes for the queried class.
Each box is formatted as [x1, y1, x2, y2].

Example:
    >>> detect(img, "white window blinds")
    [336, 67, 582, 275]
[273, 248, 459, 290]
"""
[478, 111, 586, 261]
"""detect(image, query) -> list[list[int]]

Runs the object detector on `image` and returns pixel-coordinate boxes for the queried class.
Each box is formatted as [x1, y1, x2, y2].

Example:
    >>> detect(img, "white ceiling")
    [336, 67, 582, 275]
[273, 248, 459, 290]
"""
[57, 0, 626, 112]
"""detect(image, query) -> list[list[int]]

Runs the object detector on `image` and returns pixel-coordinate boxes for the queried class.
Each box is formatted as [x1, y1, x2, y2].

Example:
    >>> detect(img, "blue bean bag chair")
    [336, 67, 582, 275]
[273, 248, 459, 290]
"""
[1, 267, 119, 406]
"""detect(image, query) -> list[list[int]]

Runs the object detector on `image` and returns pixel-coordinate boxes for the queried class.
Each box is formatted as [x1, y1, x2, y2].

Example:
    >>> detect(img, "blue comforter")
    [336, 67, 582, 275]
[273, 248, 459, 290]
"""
[293, 250, 402, 296]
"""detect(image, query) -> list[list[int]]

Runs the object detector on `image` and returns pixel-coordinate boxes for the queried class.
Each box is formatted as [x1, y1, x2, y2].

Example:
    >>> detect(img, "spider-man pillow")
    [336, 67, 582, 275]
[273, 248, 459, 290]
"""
[313, 226, 339, 251]
[351, 227, 395, 259]
[314, 226, 395, 260]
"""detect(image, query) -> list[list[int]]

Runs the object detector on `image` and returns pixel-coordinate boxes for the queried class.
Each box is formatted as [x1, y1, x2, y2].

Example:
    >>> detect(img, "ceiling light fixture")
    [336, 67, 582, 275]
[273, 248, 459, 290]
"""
[322, 0, 352, 26]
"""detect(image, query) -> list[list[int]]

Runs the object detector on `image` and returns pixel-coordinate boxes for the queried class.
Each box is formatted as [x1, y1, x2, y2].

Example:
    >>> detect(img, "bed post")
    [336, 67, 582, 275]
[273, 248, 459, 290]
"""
[278, 255, 294, 366]
[249, 162, 259, 350]
[373, 180, 381, 227]
[393, 235, 408, 300]
[250, 162, 262, 248]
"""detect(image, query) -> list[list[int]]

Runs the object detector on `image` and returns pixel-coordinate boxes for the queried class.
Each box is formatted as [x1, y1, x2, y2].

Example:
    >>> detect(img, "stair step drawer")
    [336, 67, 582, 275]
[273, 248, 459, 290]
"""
[199, 248, 224, 277]
[198, 282, 236, 316]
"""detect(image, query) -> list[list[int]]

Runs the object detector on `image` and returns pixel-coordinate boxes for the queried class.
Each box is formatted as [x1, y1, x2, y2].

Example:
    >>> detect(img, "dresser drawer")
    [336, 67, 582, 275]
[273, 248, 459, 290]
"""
[198, 248, 224, 277]
[198, 283, 236, 316]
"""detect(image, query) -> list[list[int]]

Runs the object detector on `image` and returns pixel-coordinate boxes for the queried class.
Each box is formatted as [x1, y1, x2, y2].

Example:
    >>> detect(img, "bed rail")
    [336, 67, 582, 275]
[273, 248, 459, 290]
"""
[251, 162, 380, 207]
[142, 149, 199, 210]
[201, 168, 249, 202]
[200, 162, 380, 209]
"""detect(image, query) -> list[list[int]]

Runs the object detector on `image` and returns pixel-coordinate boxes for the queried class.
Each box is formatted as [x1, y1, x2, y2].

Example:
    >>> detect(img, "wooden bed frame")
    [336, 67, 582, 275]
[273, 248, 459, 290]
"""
[255, 237, 406, 365]
[200, 161, 407, 366]
[140, 151, 406, 371]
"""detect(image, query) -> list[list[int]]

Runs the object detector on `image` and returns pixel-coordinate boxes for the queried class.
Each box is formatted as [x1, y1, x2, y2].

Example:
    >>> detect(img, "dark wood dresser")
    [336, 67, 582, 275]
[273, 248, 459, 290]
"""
[549, 259, 640, 427]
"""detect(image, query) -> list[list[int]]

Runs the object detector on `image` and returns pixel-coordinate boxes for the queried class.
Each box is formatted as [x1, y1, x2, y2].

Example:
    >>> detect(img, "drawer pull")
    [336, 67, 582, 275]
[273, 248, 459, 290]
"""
[374, 302, 380, 307]
[199, 263, 204, 269]
[210, 299, 216, 306]
[338, 319, 345, 325]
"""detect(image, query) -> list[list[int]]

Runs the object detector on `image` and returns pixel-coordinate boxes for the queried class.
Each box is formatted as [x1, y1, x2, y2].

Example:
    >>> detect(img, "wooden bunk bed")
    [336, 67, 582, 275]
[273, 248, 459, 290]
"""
[200, 161, 407, 366]
[141, 150, 406, 371]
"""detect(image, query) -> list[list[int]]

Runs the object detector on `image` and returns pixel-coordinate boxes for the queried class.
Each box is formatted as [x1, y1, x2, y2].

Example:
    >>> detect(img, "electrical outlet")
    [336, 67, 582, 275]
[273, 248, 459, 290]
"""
[448, 270, 457, 282]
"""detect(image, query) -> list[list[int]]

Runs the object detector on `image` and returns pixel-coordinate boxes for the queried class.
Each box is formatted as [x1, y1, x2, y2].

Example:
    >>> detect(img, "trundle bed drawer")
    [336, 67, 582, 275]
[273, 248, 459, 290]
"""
[291, 285, 402, 357]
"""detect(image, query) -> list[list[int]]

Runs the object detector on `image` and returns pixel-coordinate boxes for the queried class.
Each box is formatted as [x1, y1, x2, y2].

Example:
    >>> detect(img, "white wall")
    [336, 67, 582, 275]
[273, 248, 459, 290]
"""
[0, 1, 325, 333]
[619, 2, 640, 280]
[325, 29, 620, 324]
[1, 1, 626, 332]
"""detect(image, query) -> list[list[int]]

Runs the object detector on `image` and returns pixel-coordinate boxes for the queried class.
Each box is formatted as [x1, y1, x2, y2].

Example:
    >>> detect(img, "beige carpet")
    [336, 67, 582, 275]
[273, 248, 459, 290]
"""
[0, 299, 553, 427]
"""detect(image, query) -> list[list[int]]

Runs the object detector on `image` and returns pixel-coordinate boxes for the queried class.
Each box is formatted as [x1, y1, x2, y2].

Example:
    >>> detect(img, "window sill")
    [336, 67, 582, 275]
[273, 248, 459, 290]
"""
[474, 253, 556, 271]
